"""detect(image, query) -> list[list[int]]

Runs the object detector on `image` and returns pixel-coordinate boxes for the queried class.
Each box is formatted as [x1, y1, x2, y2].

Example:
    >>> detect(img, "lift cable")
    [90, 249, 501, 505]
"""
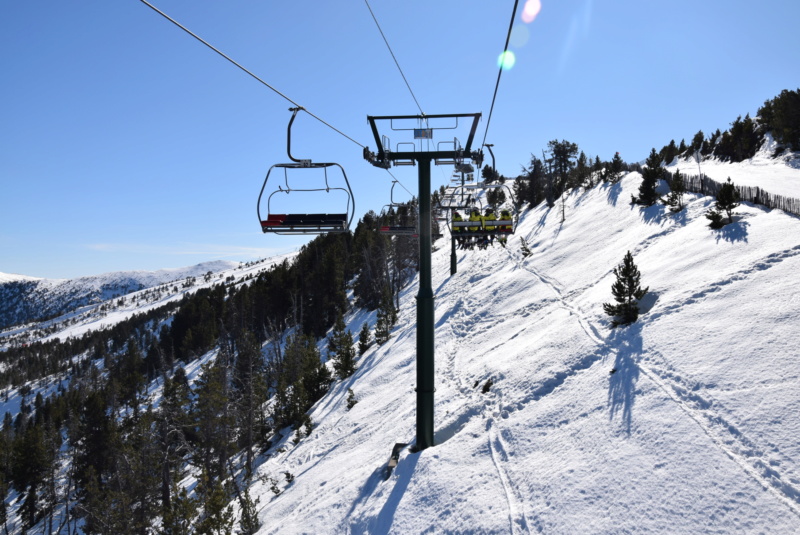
[481, 0, 520, 150]
[363, 0, 425, 116]
[139, 0, 366, 149]
[385, 168, 415, 198]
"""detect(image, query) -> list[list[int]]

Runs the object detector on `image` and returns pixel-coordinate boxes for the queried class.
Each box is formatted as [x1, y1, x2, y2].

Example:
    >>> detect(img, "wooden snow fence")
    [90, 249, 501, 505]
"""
[664, 171, 800, 217]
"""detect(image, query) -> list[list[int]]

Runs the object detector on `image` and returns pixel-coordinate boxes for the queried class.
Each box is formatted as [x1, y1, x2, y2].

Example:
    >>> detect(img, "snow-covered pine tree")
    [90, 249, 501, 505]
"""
[603, 251, 649, 327]
[346, 388, 358, 410]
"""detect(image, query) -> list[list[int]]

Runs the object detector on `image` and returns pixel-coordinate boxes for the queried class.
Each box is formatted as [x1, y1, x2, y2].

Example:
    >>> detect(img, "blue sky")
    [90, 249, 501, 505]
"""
[1, 0, 798, 279]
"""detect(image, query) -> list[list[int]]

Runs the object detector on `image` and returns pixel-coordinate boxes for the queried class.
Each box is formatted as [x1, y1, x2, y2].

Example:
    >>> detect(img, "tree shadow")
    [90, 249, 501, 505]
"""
[607, 324, 642, 435]
[636, 203, 666, 225]
[605, 182, 623, 206]
[715, 220, 750, 244]
[667, 207, 689, 226]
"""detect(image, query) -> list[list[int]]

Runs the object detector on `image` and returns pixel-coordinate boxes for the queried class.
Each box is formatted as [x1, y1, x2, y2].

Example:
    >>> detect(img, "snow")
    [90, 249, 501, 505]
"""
[3, 154, 800, 533]
[669, 134, 800, 199]
[0, 272, 41, 283]
[0, 254, 295, 347]
[248, 170, 800, 533]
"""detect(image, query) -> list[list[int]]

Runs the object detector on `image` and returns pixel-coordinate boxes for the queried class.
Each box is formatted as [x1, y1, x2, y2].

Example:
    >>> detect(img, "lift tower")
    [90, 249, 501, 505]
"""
[364, 113, 483, 451]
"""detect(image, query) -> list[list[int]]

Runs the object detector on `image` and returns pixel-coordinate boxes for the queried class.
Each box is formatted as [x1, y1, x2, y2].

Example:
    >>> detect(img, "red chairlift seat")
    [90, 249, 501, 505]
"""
[261, 213, 349, 232]
[379, 225, 418, 236]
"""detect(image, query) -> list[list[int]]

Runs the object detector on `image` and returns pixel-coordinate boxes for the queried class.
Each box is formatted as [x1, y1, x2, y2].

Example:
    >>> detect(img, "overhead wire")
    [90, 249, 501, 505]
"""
[138, 0, 429, 209]
[481, 0, 520, 150]
[138, 0, 365, 149]
[363, 0, 425, 116]
[359, 0, 422, 203]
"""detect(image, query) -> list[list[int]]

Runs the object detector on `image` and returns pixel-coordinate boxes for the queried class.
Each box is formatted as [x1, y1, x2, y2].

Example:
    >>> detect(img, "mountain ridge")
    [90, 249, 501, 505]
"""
[0, 260, 239, 332]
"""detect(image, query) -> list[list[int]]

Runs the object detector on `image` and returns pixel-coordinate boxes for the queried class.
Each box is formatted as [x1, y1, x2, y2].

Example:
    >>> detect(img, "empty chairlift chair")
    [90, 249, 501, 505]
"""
[257, 107, 355, 235]
[379, 180, 419, 236]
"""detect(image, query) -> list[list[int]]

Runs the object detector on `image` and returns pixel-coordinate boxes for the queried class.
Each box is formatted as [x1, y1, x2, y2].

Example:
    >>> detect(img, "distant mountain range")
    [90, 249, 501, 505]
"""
[0, 260, 238, 331]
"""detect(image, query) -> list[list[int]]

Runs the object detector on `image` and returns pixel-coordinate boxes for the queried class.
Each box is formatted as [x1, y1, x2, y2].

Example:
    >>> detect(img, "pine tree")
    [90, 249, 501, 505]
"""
[0, 416, 11, 525]
[0, 473, 7, 535]
[690, 130, 705, 154]
[573, 151, 591, 188]
[346, 388, 358, 410]
[758, 88, 800, 151]
[660, 139, 678, 164]
[607, 152, 625, 183]
[158, 370, 193, 513]
[634, 148, 661, 206]
[716, 177, 740, 224]
[328, 314, 356, 380]
[195, 473, 234, 535]
[374, 288, 397, 346]
[162, 482, 198, 535]
[357, 321, 371, 356]
[705, 207, 725, 229]
[193, 360, 234, 480]
[662, 169, 686, 213]
[232, 331, 266, 478]
[547, 139, 579, 192]
[603, 251, 649, 327]
[237, 487, 260, 535]
[520, 237, 533, 258]
[277, 334, 331, 430]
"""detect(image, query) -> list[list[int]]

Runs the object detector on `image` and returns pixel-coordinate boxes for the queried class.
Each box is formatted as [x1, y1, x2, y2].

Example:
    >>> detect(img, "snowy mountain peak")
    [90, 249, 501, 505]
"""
[0, 272, 42, 284]
[0, 259, 263, 333]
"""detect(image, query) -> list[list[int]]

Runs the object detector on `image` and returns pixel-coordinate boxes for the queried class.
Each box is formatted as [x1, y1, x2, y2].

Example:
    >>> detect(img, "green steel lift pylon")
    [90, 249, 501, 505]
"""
[364, 113, 483, 451]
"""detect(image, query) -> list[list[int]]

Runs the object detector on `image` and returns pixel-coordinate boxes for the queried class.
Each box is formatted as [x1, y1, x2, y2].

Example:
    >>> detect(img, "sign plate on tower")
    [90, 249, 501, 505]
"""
[414, 128, 433, 139]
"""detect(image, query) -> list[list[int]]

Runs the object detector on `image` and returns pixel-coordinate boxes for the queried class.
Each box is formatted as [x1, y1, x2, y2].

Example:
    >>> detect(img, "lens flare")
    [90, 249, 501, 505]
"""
[522, 0, 542, 24]
[510, 24, 530, 48]
[497, 50, 516, 70]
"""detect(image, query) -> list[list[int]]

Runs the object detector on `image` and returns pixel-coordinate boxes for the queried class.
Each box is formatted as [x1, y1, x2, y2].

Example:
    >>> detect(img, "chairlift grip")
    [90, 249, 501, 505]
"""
[287, 107, 312, 166]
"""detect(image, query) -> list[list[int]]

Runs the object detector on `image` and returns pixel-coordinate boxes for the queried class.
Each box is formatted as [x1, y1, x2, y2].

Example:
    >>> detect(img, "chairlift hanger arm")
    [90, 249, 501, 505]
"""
[286, 107, 311, 165]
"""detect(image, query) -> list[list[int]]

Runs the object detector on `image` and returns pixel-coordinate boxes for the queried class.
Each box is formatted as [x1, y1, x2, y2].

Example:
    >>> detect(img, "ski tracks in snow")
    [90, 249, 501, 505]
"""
[487, 419, 540, 534]
[510, 243, 800, 519]
[638, 350, 800, 519]
[437, 249, 545, 533]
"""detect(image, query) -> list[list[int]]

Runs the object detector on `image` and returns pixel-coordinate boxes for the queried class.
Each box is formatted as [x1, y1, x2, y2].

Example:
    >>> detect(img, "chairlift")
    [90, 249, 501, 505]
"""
[435, 139, 462, 166]
[257, 107, 355, 234]
[379, 181, 418, 236]
[450, 182, 517, 237]
[393, 142, 417, 167]
[439, 185, 478, 212]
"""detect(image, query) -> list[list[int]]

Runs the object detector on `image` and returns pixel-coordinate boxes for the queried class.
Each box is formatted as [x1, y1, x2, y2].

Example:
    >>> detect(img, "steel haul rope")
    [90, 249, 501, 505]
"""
[138, 0, 365, 149]
[481, 0, 521, 150]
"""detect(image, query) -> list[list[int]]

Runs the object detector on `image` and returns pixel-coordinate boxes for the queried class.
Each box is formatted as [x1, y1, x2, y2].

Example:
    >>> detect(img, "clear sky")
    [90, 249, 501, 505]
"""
[2, 0, 798, 279]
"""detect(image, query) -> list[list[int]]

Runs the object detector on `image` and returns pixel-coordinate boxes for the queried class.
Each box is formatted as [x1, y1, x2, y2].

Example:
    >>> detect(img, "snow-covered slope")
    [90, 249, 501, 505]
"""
[0, 256, 295, 347]
[0, 260, 243, 331]
[248, 172, 800, 533]
[0, 273, 41, 284]
[669, 134, 800, 198]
